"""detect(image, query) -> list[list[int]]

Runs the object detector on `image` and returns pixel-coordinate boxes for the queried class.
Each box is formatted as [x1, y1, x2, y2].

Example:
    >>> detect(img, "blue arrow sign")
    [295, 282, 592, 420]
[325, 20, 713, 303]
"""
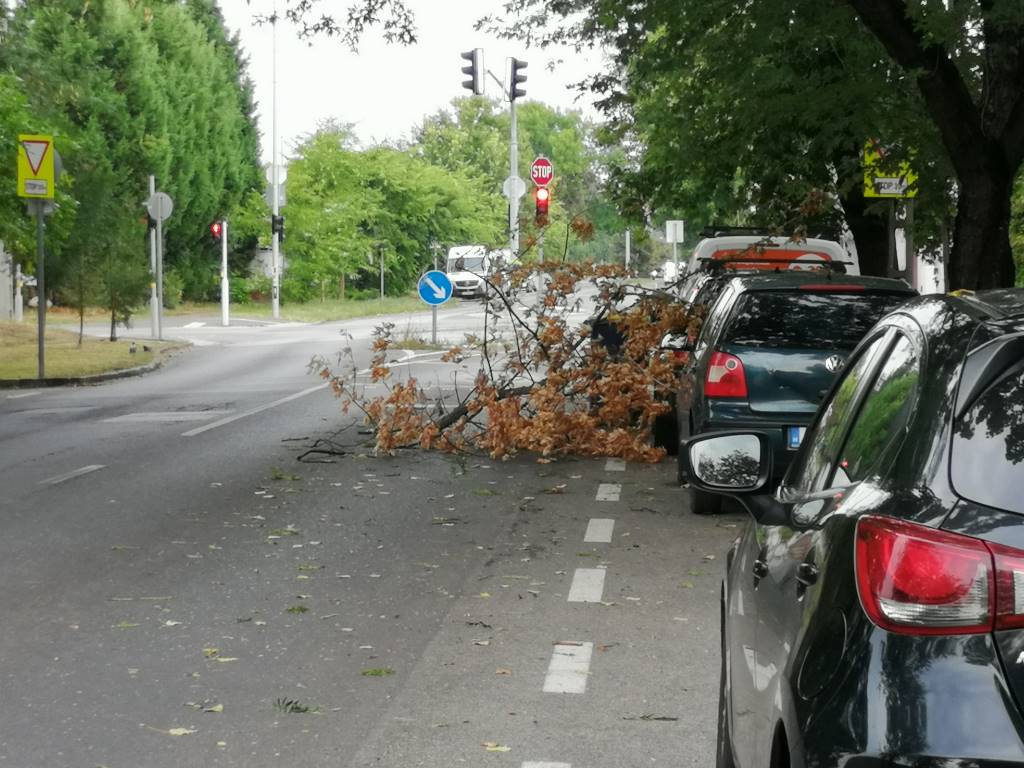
[417, 270, 453, 306]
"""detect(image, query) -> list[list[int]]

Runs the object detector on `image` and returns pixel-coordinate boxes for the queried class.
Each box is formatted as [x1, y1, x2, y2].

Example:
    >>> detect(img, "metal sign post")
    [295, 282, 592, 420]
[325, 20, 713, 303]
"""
[145, 190, 174, 340]
[17, 134, 57, 379]
[30, 199, 46, 378]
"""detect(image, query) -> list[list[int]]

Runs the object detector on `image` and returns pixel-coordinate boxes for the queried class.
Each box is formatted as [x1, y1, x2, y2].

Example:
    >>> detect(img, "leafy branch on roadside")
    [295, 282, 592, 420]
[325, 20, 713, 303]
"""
[312, 256, 702, 463]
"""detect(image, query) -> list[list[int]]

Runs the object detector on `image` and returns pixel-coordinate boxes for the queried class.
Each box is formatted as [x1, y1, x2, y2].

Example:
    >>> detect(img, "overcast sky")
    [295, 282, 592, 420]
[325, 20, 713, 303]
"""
[218, 0, 604, 164]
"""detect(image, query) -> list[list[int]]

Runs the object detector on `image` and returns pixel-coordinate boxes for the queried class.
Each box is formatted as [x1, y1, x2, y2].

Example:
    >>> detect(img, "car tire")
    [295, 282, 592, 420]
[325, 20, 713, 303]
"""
[716, 588, 736, 768]
[690, 486, 723, 516]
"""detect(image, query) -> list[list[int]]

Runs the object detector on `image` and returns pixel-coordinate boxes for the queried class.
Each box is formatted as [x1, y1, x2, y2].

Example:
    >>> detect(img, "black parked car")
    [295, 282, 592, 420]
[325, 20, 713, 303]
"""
[675, 272, 916, 514]
[681, 289, 1024, 768]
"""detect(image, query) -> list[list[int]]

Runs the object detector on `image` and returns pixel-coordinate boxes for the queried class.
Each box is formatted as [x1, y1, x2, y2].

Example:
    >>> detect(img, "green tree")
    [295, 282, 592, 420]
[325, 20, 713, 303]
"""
[484, 0, 1023, 288]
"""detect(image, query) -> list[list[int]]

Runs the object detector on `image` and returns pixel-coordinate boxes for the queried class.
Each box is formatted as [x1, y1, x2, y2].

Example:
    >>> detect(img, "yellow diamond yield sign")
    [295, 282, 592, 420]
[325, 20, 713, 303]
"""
[17, 134, 56, 199]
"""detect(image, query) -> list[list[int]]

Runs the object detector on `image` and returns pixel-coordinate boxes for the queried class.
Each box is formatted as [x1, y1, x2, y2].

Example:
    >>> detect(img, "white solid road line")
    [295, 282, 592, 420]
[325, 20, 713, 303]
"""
[181, 383, 328, 437]
[40, 464, 106, 486]
[568, 568, 607, 603]
[543, 642, 594, 694]
[595, 482, 621, 502]
[104, 410, 233, 424]
[584, 518, 615, 543]
[604, 457, 626, 472]
[6, 391, 40, 400]
[522, 763, 571, 768]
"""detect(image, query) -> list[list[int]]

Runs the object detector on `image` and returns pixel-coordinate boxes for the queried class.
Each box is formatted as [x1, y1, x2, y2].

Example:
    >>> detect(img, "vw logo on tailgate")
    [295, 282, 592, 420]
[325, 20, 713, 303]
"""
[825, 354, 844, 373]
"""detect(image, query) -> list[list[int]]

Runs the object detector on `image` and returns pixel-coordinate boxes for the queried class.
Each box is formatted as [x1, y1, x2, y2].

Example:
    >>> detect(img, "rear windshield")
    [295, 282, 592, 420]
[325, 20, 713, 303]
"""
[721, 290, 907, 349]
[952, 364, 1024, 514]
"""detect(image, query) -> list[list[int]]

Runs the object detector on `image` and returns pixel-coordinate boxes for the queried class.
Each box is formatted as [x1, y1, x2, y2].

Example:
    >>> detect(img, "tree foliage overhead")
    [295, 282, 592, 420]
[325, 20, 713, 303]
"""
[481, 0, 1024, 288]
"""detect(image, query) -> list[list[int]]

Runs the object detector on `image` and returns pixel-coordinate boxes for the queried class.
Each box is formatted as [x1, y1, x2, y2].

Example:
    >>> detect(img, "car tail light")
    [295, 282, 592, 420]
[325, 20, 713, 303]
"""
[856, 516, 993, 635]
[988, 543, 1024, 630]
[705, 351, 747, 398]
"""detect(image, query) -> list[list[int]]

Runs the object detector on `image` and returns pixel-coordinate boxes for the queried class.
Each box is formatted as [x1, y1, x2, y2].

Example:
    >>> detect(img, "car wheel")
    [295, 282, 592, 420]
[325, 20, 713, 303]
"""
[716, 588, 736, 768]
[690, 486, 723, 516]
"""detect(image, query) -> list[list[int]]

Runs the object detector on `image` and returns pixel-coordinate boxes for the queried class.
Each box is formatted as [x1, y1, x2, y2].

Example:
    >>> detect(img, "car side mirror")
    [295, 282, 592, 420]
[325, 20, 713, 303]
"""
[660, 332, 694, 353]
[680, 432, 794, 525]
[681, 432, 772, 492]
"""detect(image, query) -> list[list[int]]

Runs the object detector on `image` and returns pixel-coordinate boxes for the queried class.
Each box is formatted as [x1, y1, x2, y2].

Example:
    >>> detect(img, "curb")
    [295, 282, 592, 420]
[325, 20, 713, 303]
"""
[0, 342, 191, 389]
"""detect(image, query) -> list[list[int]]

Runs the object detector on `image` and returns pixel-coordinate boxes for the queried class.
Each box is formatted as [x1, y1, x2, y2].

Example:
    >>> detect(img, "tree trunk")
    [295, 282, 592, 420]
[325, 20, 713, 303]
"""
[949, 168, 1016, 289]
[840, 186, 890, 277]
[110, 308, 117, 342]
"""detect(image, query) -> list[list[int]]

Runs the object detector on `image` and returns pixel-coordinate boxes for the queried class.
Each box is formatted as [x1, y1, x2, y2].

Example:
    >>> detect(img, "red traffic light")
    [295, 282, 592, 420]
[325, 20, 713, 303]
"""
[210, 221, 223, 240]
[535, 187, 550, 224]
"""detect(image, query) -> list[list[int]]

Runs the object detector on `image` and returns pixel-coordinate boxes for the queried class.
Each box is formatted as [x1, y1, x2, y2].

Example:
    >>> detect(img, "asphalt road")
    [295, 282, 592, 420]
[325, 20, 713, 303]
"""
[0, 302, 743, 767]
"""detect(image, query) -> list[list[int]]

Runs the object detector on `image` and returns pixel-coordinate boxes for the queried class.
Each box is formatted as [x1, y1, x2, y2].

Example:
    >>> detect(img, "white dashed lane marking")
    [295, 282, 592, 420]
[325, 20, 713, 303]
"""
[568, 568, 606, 603]
[183, 321, 206, 328]
[522, 763, 572, 768]
[542, 642, 593, 694]
[584, 518, 615, 543]
[5, 391, 39, 400]
[595, 483, 621, 502]
[604, 457, 626, 472]
[40, 464, 105, 486]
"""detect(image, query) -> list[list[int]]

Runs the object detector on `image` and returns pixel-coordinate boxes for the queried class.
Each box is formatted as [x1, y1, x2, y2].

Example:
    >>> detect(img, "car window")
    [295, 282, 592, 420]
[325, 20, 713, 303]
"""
[784, 333, 890, 494]
[697, 285, 736, 347]
[951, 361, 1024, 514]
[830, 334, 920, 487]
[721, 291, 908, 350]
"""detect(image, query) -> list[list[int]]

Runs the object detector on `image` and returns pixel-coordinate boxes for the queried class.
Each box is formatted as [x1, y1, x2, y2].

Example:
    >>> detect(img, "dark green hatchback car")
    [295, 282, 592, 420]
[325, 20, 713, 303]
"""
[675, 272, 916, 514]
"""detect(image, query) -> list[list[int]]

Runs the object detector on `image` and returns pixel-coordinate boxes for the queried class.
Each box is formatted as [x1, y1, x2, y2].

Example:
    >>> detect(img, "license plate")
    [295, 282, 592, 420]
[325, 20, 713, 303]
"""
[786, 426, 806, 450]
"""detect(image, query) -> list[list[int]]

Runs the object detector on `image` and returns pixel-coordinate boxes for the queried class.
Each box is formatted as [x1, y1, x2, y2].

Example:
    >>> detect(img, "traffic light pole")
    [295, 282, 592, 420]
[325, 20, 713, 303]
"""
[220, 219, 230, 327]
[509, 98, 519, 256]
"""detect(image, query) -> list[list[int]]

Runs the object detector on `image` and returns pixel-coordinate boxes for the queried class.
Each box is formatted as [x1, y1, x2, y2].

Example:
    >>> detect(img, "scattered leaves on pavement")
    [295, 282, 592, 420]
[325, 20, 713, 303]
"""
[273, 697, 319, 714]
[361, 668, 395, 677]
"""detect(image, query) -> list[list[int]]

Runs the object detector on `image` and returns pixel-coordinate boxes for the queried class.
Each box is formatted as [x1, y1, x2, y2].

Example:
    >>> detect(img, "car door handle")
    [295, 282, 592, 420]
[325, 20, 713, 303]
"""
[796, 562, 819, 587]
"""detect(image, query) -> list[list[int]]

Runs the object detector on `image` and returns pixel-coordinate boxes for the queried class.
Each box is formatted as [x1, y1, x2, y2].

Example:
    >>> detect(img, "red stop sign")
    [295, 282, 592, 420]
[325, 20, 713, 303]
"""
[531, 157, 553, 187]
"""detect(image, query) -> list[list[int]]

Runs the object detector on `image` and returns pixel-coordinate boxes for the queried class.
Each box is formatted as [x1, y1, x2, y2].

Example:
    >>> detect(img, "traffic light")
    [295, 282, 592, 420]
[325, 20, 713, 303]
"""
[535, 186, 550, 226]
[210, 220, 223, 240]
[508, 57, 528, 101]
[271, 214, 285, 242]
[460, 48, 484, 95]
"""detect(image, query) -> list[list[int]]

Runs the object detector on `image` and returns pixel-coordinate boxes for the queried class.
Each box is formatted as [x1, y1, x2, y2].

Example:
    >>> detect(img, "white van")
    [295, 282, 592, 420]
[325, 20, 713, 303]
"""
[446, 246, 514, 298]
[686, 234, 859, 276]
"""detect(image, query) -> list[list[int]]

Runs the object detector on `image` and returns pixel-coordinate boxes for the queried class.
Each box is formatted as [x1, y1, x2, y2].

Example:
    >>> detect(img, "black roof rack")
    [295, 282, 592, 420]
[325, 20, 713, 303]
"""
[698, 224, 842, 240]
[697, 256, 851, 274]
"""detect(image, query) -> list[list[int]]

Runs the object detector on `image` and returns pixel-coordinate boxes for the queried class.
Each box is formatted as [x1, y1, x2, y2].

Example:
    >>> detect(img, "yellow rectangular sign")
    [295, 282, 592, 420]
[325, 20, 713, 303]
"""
[17, 134, 56, 199]
[864, 140, 917, 199]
